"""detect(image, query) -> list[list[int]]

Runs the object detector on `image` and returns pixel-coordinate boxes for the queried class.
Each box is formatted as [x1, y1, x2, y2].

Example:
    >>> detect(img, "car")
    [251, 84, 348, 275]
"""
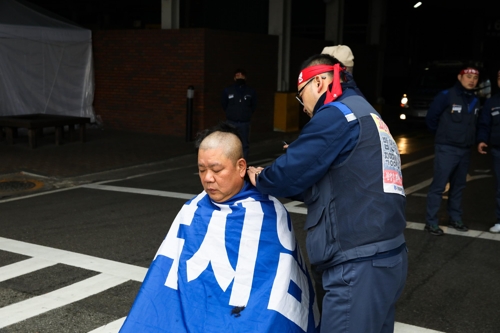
[398, 60, 491, 124]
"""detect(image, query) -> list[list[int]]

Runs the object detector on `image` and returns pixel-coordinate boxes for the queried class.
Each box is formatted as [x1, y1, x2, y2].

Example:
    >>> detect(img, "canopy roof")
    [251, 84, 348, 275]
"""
[0, 0, 95, 120]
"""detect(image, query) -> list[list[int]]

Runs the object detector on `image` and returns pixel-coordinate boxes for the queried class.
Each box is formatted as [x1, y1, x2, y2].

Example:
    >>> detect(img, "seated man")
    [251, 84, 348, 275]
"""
[119, 122, 319, 333]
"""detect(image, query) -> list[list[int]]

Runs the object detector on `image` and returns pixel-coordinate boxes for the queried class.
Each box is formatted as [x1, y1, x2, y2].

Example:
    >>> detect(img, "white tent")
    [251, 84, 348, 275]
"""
[0, 0, 94, 121]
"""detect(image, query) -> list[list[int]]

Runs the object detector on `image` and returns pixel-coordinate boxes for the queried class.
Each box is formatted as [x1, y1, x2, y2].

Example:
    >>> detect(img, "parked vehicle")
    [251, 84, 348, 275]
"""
[398, 60, 491, 123]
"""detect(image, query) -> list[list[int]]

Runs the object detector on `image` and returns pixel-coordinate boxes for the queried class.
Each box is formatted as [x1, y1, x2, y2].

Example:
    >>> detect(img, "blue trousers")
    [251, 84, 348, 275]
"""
[426, 144, 471, 225]
[320, 248, 408, 333]
[491, 147, 500, 222]
[227, 120, 250, 160]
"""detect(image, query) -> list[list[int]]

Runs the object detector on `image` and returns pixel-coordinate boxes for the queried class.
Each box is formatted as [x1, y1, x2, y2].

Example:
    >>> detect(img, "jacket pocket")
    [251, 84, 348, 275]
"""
[305, 205, 336, 266]
[372, 252, 403, 268]
[446, 116, 468, 145]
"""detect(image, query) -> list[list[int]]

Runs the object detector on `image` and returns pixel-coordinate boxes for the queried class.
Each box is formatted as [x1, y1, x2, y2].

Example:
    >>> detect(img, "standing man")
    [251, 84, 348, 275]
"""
[221, 68, 257, 160]
[425, 66, 481, 236]
[477, 70, 500, 233]
[248, 54, 408, 333]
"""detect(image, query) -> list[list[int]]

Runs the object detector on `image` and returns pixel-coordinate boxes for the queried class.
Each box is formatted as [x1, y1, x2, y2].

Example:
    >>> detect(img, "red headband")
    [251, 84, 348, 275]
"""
[460, 68, 479, 75]
[297, 64, 343, 104]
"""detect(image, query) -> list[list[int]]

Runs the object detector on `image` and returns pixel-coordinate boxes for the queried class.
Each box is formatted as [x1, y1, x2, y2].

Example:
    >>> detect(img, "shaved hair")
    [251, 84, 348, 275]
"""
[195, 122, 244, 163]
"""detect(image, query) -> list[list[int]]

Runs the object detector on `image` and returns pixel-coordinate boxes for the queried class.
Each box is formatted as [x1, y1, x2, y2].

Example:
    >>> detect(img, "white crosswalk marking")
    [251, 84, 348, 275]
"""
[0, 273, 128, 329]
[0, 237, 147, 282]
[0, 257, 56, 282]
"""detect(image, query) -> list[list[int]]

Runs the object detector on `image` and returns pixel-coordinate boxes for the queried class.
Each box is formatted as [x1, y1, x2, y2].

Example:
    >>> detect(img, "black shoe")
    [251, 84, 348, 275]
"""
[425, 224, 444, 236]
[448, 220, 468, 232]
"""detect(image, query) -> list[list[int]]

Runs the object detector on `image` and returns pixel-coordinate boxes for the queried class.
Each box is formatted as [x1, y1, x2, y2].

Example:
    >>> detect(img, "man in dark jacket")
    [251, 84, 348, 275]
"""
[221, 69, 257, 160]
[477, 69, 500, 233]
[247, 54, 408, 333]
[425, 66, 481, 236]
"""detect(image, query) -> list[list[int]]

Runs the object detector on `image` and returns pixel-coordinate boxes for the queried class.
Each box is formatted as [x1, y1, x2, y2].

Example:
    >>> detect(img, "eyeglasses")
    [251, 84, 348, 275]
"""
[295, 78, 314, 106]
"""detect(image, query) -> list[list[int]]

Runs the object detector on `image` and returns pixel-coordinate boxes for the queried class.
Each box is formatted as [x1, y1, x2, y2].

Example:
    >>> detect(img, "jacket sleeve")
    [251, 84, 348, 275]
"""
[477, 98, 492, 144]
[256, 105, 358, 198]
[425, 90, 449, 134]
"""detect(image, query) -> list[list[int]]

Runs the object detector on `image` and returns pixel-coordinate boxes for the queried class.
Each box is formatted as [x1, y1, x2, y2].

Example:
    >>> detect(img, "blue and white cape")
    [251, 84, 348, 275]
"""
[120, 182, 319, 333]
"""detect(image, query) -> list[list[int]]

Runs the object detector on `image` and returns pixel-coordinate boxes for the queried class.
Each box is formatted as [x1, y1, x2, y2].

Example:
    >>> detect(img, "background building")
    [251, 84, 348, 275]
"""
[12, 0, 500, 136]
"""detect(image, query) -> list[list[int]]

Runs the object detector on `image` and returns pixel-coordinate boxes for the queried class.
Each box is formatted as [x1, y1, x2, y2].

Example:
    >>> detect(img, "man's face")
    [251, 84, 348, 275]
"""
[198, 147, 246, 202]
[234, 72, 246, 81]
[458, 73, 479, 90]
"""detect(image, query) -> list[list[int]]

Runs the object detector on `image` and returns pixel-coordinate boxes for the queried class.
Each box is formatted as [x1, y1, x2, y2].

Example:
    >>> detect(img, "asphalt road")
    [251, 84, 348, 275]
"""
[1, 125, 500, 333]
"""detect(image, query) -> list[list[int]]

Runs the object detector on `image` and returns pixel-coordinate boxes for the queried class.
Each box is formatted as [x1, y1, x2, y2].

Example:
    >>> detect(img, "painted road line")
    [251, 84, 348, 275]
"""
[88, 318, 126, 333]
[0, 257, 56, 282]
[284, 202, 307, 215]
[401, 155, 434, 170]
[405, 174, 491, 196]
[405, 178, 432, 195]
[0, 186, 80, 203]
[394, 321, 445, 333]
[0, 237, 147, 282]
[0, 273, 128, 329]
[0, 164, 196, 204]
[82, 184, 196, 200]
[79, 185, 500, 242]
[406, 221, 500, 241]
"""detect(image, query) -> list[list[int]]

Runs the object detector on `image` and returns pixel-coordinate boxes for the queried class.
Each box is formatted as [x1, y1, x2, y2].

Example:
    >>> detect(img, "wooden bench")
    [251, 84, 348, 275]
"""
[0, 114, 91, 148]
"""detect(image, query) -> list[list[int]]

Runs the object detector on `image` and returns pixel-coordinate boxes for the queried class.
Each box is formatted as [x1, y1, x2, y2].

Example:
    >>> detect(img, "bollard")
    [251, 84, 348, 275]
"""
[186, 85, 194, 142]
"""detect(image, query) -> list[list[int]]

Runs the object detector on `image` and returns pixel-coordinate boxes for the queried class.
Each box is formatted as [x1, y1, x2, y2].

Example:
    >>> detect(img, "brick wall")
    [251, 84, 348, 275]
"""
[92, 28, 278, 138]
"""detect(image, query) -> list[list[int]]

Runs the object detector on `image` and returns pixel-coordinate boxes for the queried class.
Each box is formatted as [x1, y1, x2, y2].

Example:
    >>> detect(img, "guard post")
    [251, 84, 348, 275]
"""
[186, 85, 194, 142]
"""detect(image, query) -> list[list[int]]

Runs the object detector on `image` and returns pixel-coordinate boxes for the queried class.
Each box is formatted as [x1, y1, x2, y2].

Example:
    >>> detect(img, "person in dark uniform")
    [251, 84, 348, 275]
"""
[247, 54, 408, 333]
[221, 69, 257, 160]
[425, 66, 481, 236]
[477, 69, 500, 233]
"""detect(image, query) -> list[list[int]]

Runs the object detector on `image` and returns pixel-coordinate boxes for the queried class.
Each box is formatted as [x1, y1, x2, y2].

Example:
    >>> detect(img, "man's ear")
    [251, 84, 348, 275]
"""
[457, 74, 462, 81]
[237, 158, 247, 177]
[315, 75, 327, 93]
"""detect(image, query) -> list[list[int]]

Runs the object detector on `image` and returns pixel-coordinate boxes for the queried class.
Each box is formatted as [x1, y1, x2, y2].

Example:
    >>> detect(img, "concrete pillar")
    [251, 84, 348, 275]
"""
[369, 0, 386, 104]
[368, 0, 385, 45]
[268, 0, 291, 92]
[161, 0, 180, 29]
[325, 0, 344, 44]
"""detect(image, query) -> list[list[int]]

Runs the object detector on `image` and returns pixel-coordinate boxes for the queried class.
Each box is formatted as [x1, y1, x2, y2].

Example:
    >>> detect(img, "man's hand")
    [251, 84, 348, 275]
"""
[478, 142, 488, 154]
[247, 166, 264, 186]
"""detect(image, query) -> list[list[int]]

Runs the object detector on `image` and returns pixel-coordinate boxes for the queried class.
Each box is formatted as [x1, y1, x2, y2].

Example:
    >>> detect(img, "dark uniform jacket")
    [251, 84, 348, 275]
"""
[426, 82, 480, 148]
[221, 83, 257, 122]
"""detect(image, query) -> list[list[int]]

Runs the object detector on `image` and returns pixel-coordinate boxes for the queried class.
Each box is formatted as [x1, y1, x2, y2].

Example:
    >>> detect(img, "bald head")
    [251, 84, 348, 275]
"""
[197, 130, 247, 202]
[198, 131, 244, 164]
